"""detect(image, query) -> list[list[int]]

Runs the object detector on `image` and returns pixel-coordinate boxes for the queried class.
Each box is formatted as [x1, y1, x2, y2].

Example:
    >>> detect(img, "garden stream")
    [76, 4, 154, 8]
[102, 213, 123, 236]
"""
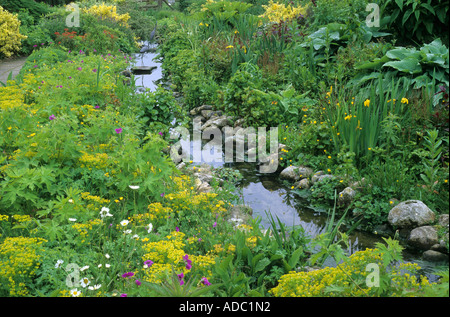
[131, 45, 443, 279]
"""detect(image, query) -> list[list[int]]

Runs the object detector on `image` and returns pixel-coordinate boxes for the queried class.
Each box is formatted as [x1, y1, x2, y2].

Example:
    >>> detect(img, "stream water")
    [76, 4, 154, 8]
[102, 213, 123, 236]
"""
[131, 46, 446, 280]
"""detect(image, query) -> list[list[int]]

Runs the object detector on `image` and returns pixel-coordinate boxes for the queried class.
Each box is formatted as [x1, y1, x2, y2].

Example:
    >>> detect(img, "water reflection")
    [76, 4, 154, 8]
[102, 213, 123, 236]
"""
[132, 42, 162, 92]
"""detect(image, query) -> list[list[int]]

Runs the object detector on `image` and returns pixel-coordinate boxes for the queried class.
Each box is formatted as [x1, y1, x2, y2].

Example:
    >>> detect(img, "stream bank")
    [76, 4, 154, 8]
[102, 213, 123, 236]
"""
[130, 44, 448, 280]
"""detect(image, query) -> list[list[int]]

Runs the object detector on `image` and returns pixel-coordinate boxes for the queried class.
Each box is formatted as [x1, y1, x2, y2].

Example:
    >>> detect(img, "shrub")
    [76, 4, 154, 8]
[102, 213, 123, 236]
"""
[0, 0, 50, 22]
[0, 6, 27, 58]
[380, 0, 449, 46]
[82, 2, 131, 27]
[259, 0, 308, 23]
[270, 241, 438, 297]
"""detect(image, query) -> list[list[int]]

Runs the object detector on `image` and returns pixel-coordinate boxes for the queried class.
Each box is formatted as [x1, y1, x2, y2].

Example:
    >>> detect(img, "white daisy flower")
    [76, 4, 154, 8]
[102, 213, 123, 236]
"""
[55, 259, 64, 268]
[147, 223, 153, 233]
[88, 284, 102, 290]
[120, 220, 129, 226]
[70, 288, 81, 297]
[129, 185, 140, 190]
[80, 277, 90, 288]
[100, 207, 113, 218]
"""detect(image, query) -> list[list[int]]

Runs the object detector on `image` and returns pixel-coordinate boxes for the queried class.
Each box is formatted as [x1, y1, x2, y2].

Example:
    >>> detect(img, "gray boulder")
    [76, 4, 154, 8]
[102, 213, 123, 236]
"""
[438, 214, 449, 227]
[280, 166, 313, 181]
[190, 105, 213, 116]
[202, 115, 233, 130]
[408, 226, 438, 250]
[311, 172, 335, 184]
[388, 200, 435, 228]
[422, 250, 448, 262]
[338, 187, 356, 205]
[295, 178, 311, 189]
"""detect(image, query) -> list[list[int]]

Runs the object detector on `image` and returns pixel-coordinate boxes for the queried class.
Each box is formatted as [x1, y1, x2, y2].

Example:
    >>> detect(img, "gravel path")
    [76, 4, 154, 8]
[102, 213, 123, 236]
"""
[0, 56, 28, 85]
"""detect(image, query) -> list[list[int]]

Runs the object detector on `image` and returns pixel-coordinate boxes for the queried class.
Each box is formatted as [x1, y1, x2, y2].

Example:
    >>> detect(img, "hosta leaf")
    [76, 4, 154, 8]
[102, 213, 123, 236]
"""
[383, 57, 422, 74]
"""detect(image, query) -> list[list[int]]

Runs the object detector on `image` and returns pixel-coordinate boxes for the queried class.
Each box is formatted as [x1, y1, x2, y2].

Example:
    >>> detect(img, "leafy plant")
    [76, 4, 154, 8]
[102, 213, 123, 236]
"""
[379, 0, 449, 45]
[420, 129, 444, 191]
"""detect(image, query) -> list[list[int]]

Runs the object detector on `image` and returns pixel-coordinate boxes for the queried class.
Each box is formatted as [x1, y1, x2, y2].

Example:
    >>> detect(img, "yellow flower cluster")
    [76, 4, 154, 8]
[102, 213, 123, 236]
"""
[71, 219, 103, 243]
[81, 192, 110, 206]
[270, 248, 434, 297]
[0, 237, 47, 296]
[141, 231, 186, 283]
[190, 254, 216, 278]
[0, 6, 27, 58]
[82, 3, 130, 27]
[146, 202, 174, 221]
[0, 85, 25, 110]
[78, 151, 109, 170]
[206, 243, 236, 257]
[259, 0, 307, 23]
[70, 104, 99, 118]
[0, 214, 9, 222]
[12, 214, 32, 223]
[165, 189, 228, 216]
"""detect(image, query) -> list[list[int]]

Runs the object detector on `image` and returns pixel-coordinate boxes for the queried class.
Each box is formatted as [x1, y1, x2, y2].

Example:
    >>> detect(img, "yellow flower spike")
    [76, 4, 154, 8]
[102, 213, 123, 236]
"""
[364, 99, 370, 107]
[401, 97, 409, 104]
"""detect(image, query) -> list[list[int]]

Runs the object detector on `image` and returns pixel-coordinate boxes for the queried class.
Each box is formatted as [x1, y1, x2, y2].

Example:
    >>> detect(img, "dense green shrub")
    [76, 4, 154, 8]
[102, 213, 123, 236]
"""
[0, 0, 51, 22]
[379, 0, 449, 46]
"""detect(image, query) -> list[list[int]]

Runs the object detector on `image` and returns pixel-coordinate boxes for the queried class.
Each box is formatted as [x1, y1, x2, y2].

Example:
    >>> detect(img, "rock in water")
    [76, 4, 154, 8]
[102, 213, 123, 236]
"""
[388, 200, 435, 228]
[408, 226, 438, 250]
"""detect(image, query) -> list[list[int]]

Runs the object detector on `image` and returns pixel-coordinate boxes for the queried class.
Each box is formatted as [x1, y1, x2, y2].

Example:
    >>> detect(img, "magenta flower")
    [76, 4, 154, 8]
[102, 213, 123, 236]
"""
[121, 272, 134, 278]
[120, 293, 127, 297]
[135, 280, 141, 286]
[115, 128, 122, 134]
[177, 273, 184, 286]
[49, 115, 55, 120]
[158, 132, 163, 136]
[33, 65, 38, 68]
[144, 260, 154, 267]
[213, 221, 217, 228]
[201, 277, 211, 286]
[92, 69, 97, 73]
[183, 255, 192, 270]
[77, 67, 82, 71]
[160, 192, 165, 198]
[176, 226, 179, 232]
[94, 105, 100, 109]
[33, 45, 38, 48]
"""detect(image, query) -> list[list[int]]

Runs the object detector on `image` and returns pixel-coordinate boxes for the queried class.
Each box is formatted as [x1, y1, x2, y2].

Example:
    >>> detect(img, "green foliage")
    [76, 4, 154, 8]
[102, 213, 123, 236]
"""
[134, 86, 180, 132]
[420, 129, 445, 191]
[0, 0, 51, 22]
[380, 0, 449, 46]
[311, 0, 369, 26]
[355, 39, 449, 95]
